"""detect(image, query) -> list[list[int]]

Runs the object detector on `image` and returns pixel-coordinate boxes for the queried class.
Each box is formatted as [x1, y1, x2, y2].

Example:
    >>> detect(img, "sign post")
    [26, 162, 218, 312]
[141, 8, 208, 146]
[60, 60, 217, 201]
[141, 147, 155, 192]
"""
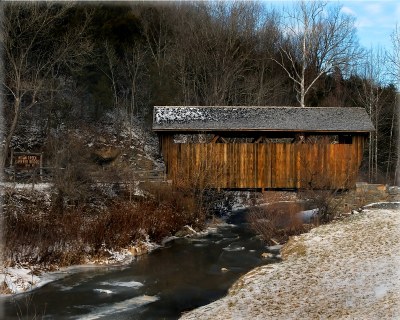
[11, 151, 43, 182]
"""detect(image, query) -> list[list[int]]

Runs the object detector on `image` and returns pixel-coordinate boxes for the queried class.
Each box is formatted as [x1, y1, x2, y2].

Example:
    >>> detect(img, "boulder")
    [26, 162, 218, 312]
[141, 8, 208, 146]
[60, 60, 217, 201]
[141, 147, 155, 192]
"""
[261, 252, 274, 258]
[91, 147, 121, 164]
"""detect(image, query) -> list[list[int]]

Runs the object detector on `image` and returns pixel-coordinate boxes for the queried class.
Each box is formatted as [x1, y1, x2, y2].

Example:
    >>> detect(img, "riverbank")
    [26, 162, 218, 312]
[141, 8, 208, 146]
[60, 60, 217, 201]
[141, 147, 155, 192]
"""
[1, 210, 273, 319]
[181, 203, 400, 319]
[0, 220, 222, 296]
[1, 180, 214, 295]
[0, 238, 158, 295]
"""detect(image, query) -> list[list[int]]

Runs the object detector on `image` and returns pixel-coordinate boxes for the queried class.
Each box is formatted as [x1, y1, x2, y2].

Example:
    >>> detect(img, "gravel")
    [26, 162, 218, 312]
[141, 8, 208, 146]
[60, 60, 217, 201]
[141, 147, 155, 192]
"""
[181, 205, 400, 319]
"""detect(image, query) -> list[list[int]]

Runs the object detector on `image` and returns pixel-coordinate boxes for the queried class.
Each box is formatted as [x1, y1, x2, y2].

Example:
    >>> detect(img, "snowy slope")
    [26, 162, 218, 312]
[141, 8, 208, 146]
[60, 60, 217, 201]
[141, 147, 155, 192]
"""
[181, 204, 400, 319]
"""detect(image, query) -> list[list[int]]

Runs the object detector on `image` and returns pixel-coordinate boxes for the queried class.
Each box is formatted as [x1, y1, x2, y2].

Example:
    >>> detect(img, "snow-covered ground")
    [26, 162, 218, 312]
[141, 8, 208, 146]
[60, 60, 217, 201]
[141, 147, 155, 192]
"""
[181, 203, 400, 319]
[0, 182, 53, 192]
[0, 266, 67, 295]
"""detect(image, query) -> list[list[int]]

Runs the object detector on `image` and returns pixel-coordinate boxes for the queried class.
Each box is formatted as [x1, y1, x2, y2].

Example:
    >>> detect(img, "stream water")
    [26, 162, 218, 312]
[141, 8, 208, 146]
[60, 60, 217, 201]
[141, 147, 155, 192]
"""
[2, 209, 278, 319]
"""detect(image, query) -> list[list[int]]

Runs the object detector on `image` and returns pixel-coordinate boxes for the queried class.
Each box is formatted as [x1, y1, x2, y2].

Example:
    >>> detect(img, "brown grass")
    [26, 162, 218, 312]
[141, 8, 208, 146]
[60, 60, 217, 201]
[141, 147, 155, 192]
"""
[0, 280, 13, 295]
[247, 186, 352, 246]
[2, 182, 207, 267]
[247, 201, 313, 245]
[281, 238, 307, 259]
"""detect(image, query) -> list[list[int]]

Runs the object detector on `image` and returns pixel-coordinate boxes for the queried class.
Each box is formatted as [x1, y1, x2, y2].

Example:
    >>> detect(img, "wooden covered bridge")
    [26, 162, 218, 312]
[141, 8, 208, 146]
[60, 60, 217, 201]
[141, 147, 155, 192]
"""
[153, 106, 374, 190]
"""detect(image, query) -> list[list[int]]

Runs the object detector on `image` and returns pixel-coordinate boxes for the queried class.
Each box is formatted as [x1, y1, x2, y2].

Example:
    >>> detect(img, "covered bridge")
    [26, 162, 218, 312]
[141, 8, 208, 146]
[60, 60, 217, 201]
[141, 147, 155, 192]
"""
[153, 106, 374, 190]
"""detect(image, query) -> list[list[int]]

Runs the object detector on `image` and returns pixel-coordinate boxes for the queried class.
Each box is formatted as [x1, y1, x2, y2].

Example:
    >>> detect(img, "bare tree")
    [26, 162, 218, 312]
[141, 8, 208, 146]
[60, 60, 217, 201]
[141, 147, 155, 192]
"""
[357, 49, 389, 182]
[389, 25, 400, 185]
[101, 41, 119, 111]
[123, 44, 147, 119]
[138, 2, 176, 107]
[272, 0, 360, 107]
[388, 24, 400, 86]
[1, 3, 93, 167]
[251, 10, 293, 106]
[139, 4, 172, 78]
[173, 1, 262, 106]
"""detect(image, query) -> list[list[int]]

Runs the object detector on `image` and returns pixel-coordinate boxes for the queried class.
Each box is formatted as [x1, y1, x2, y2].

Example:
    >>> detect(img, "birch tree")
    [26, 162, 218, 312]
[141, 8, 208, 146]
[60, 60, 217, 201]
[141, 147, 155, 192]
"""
[272, 0, 360, 107]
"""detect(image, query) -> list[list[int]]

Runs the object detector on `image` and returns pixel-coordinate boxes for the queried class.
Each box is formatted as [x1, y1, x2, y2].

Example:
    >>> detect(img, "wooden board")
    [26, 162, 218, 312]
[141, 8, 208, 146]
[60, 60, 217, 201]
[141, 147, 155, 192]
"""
[160, 135, 365, 189]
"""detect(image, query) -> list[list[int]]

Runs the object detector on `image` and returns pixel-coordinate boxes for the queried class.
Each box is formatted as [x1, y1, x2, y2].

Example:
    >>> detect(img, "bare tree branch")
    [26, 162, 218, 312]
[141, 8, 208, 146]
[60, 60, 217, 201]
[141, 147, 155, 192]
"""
[272, 0, 361, 107]
[1, 3, 93, 167]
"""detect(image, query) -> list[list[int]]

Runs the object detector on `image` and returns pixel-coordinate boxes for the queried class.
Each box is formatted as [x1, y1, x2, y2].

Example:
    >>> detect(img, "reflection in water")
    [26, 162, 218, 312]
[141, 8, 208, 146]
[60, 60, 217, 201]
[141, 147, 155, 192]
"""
[3, 211, 279, 319]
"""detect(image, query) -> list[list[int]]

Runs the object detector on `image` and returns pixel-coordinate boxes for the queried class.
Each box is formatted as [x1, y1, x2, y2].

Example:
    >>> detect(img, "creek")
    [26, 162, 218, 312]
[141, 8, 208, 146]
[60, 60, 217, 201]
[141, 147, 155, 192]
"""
[2, 209, 279, 319]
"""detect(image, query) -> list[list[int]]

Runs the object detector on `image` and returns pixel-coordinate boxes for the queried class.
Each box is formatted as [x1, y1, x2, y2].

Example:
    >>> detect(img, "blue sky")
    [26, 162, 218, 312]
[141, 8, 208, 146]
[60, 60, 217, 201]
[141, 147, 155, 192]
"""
[340, 1, 399, 50]
[263, 1, 399, 52]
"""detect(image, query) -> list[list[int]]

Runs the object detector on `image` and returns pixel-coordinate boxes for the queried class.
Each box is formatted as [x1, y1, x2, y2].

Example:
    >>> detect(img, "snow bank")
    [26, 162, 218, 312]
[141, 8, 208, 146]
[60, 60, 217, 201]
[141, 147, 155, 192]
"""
[0, 266, 62, 295]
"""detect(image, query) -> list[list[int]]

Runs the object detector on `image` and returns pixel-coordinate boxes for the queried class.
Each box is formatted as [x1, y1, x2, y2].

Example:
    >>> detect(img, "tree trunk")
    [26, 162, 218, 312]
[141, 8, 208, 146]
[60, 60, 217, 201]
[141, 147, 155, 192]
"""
[2, 98, 21, 169]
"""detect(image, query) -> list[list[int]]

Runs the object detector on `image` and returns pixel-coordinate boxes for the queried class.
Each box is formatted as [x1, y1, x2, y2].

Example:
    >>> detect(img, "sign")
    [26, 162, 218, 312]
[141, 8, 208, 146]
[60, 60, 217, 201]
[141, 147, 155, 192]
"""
[13, 153, 41, 170]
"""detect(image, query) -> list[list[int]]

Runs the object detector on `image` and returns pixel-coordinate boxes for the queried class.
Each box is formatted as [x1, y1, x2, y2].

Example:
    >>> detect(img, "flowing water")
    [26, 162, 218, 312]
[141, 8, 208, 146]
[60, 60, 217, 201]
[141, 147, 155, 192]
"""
[2, 210, 278, 319]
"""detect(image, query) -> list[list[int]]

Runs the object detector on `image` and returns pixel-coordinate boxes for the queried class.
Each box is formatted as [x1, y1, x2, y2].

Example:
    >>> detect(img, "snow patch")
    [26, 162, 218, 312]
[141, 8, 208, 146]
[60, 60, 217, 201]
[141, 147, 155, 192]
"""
[362, 202, 400, 210]
[374, 284, 388, 299]
[0, 267, 60, 295]
[297, 208, 319, 222]
[0, 182, 53, 192]
[155, 107, 207, 124]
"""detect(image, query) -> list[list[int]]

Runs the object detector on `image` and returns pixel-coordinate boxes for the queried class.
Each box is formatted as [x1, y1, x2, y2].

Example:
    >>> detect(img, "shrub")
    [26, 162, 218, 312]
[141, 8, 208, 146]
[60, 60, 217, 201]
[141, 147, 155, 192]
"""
[2, 181, 209, 267]
[298, 188, 342, 223]
[247, 187, 346, 245]
[140, 182, 207, 240]
[247, 201, 313, 245]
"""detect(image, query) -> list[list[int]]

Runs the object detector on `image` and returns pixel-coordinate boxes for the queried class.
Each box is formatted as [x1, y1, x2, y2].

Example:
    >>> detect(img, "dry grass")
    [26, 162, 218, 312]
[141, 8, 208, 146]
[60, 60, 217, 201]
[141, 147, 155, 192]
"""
[3, 136, 222, 267]
[2, 182, 207, 267]
[182, 208, 400, 320]
[246, 189, 341, 245]
[280, 238, 307, 259]
[247, 201, 313, 245]
[0, 280, 13, 294]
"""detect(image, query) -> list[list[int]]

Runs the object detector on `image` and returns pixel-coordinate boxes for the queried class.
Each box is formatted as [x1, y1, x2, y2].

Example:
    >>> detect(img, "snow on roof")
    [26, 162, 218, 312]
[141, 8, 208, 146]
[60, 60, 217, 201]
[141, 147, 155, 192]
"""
[152, 106, 375, 133]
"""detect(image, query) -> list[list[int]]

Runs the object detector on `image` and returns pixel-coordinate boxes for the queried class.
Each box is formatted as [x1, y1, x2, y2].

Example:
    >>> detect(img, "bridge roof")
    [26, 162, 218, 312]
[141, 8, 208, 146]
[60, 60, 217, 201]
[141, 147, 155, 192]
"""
[153, 106, 374, 133]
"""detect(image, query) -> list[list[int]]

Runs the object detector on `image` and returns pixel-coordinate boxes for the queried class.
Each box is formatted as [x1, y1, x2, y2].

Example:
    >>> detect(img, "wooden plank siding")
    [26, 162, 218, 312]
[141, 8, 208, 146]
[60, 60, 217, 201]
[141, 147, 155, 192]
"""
[160, 135, 365, 190]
